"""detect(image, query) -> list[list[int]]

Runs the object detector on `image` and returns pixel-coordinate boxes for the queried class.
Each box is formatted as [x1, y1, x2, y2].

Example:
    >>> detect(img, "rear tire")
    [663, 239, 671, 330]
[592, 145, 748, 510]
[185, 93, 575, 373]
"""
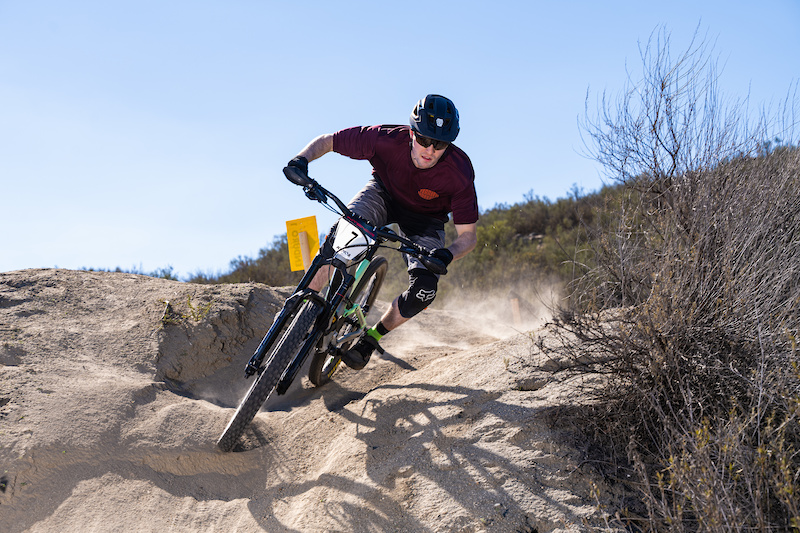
[308, 257, 388, 387]
[217, 301, 319, 452]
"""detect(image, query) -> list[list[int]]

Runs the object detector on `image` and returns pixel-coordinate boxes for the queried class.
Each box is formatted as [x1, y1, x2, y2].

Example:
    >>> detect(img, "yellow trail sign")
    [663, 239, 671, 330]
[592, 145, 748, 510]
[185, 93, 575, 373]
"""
[286, 216, 319, 272]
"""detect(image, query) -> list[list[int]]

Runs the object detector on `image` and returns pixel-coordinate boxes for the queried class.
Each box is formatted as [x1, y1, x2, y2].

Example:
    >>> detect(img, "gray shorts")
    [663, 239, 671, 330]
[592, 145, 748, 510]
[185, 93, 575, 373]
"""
[347, 178, 446, 274]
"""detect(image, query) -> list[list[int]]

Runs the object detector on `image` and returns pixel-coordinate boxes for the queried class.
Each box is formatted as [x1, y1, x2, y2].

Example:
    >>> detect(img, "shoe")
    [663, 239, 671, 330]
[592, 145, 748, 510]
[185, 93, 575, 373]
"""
[342, 333, 380, 370]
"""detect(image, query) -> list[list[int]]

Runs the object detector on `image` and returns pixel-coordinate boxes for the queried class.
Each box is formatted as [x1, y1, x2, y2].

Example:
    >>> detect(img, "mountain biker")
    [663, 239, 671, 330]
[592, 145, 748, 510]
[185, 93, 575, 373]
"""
[285, 94, 478, 370]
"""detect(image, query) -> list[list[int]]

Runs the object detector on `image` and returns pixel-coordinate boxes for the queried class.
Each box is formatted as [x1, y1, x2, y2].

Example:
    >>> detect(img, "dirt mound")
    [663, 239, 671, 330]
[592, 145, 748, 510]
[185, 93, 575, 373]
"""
[0, 269, 624, 532]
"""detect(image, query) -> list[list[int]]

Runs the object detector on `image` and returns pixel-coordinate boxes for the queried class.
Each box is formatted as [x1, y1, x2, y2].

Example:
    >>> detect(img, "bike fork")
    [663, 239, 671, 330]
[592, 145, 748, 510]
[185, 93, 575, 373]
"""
[275, 327, 323, 395]
[244, 290, 324, 378]
[275, 272, 355, 394]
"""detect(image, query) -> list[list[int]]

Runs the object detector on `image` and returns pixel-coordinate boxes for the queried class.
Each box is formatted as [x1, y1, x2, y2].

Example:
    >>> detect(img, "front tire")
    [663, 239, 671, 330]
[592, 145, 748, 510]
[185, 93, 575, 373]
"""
[308, 256, 388, 387]
[217, 301, 318, 452]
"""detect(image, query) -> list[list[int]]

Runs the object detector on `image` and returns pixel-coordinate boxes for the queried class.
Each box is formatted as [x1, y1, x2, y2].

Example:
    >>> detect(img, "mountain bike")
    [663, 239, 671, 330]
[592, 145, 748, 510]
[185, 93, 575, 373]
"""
[216, 166, 448, 452]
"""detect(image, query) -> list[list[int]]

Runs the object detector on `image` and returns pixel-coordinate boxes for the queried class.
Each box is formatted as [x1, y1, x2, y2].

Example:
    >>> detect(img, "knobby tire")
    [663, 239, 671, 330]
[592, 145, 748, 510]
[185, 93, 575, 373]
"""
[308, 256, 388, 387]
[216, 301, 318, 452]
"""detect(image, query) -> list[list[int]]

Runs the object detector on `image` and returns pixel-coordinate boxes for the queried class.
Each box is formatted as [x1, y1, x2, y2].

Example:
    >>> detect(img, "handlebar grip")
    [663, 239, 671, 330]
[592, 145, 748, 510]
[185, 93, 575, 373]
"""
[283, 165, 315, 188]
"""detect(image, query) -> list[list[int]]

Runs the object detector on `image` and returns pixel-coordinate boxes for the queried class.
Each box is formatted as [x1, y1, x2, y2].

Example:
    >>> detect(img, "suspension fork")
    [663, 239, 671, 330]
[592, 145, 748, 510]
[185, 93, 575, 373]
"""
[275, 268, 356, 394]
[243, 251, 333, 378]
[244, 289, 326, 377]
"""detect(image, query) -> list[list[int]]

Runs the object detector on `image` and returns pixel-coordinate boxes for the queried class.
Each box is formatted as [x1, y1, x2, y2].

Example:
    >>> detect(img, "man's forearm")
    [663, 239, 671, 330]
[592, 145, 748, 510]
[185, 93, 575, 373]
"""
[298, 134, 334, 162]
[449, 228, 477, 260]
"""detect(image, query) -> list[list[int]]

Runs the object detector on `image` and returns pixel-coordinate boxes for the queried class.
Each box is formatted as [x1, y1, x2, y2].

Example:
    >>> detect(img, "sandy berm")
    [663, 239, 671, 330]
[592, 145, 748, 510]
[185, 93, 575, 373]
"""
[0, 269, 628, 532]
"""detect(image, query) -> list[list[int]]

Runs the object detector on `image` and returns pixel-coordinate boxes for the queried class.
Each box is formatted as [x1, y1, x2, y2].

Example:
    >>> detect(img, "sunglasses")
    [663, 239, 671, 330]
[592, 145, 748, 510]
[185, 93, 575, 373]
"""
[414, 133, 449, 151]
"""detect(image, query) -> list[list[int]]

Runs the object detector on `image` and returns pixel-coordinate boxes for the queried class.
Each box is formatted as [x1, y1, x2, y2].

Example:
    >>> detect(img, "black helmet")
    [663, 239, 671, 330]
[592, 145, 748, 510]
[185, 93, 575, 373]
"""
[410, 94, 460, 143]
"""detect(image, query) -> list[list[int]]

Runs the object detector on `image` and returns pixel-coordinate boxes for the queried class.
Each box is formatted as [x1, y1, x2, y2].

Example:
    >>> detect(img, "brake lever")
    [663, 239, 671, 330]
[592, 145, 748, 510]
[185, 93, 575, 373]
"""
[304, 185, 327, 203]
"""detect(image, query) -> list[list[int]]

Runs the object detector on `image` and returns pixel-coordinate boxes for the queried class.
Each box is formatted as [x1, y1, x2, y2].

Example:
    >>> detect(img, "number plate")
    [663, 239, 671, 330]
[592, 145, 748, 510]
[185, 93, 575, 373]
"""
[332, 219, 374, 265]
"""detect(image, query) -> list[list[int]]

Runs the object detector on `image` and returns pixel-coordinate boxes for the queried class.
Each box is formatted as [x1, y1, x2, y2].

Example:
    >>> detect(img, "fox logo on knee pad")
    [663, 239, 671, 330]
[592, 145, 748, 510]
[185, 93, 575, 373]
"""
[415, 289, 436, 302]
[397, 269, 439, 318]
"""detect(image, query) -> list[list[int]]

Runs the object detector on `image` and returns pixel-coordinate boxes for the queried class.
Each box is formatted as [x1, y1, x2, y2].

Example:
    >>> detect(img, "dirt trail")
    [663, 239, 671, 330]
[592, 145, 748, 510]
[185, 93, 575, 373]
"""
[0, 269, 624, 532]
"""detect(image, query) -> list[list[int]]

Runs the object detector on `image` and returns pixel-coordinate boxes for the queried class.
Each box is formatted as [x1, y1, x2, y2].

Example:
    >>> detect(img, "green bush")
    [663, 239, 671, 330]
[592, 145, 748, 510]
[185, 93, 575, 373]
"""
[82, 264, 180, 281]
[189, 235, 303, 287]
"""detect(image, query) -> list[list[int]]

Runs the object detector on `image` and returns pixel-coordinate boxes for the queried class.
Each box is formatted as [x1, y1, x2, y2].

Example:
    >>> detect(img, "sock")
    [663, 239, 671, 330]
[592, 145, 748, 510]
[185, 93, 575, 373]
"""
[375, 321, 390, 336]
[367, 321, 390, 342]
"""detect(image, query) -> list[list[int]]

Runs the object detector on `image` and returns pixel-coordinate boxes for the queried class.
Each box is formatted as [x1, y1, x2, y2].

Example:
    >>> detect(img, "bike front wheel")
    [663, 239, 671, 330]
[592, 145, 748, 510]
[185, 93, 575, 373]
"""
[308, 256, 388, 387]
[217, 300, 319, 452]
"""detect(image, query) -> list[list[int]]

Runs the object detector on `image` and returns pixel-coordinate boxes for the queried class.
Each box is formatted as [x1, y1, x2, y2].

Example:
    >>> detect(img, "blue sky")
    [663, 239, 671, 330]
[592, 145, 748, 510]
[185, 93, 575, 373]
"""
[1, 1, 798, 279]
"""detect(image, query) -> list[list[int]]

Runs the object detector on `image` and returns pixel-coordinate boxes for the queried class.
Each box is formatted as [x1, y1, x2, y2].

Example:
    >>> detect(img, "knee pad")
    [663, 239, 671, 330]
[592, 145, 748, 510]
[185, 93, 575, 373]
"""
[397, 269, 439, 318]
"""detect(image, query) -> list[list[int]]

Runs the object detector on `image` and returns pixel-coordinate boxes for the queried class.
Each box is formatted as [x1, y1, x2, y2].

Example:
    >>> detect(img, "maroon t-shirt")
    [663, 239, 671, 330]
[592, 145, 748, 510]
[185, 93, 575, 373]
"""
[332, 125, 479, 225]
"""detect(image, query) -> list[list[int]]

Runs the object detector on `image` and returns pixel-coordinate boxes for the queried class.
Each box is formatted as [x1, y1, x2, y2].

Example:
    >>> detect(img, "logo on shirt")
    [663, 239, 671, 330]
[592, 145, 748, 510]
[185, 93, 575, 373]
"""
[418, 188, 439, 200]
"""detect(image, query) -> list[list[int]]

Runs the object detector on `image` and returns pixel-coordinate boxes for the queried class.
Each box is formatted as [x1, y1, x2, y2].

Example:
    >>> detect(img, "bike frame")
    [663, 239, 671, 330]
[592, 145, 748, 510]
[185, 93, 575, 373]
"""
[273, 234, 379, 395]
[243, 236, 365, 384]
[241, 168, 447, 396]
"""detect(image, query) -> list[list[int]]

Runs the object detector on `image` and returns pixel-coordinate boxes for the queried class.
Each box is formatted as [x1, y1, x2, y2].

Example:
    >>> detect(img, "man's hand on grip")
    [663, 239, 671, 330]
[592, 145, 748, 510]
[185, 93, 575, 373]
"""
[431, 248, 454, 267]
[287, 156, 309, 178]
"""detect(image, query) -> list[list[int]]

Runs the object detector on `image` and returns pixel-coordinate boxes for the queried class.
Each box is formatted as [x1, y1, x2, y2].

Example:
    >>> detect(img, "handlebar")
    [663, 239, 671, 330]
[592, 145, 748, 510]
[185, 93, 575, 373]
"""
[374, 227, 448, 275]
[282, 166, 449, 275]
[284, 166, 350, 212]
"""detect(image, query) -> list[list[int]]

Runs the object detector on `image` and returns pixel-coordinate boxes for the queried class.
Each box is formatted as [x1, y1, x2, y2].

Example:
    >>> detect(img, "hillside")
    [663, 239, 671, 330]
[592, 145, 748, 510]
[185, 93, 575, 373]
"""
[0, 269, 626, 532]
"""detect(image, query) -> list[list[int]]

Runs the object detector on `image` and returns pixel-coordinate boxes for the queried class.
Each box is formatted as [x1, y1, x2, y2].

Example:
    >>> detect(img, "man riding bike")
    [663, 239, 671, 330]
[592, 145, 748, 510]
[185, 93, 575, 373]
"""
[286, 94, 478, 370]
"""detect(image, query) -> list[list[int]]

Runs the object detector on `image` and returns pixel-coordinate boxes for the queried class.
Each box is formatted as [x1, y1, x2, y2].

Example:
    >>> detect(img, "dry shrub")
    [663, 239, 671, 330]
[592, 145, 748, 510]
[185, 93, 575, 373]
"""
[548, 27, 800, 531]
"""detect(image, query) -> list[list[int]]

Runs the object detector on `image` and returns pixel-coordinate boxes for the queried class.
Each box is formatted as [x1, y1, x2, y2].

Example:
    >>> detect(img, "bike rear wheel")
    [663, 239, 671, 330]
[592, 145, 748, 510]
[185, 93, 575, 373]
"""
[308, 256, 388, 387]
[216, 300, 319, 452]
